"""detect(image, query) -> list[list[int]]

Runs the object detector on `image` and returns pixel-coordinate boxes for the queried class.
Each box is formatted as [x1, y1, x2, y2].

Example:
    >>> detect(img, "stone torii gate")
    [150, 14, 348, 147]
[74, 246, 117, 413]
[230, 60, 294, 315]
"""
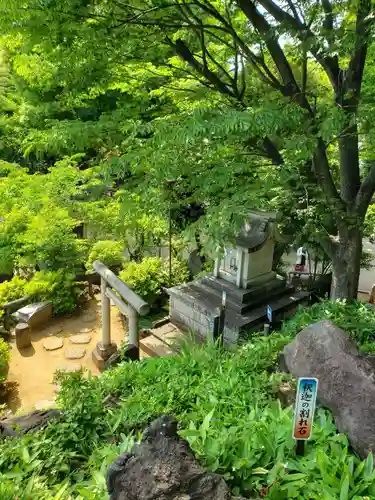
[92, 261, 149, 369]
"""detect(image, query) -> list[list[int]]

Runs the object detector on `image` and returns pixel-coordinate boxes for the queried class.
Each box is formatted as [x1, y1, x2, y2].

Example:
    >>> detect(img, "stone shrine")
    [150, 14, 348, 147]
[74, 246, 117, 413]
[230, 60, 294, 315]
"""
[168, 211, 308, 345]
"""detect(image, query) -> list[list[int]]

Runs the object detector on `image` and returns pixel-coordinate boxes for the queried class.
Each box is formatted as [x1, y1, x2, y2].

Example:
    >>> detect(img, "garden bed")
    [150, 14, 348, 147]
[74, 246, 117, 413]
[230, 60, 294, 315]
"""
[1, 300, 375, 498]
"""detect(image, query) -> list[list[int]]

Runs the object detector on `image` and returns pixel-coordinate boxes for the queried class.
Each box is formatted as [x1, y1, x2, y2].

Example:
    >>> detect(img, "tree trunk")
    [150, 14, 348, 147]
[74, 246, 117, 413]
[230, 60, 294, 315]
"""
[330, 227, 362, 301]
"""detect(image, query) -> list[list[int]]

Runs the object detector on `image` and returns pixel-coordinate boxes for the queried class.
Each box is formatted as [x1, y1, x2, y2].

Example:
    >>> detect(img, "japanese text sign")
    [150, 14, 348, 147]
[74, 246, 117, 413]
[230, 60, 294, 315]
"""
[266, 305, 272, 323]
[293, 377, 318, 440]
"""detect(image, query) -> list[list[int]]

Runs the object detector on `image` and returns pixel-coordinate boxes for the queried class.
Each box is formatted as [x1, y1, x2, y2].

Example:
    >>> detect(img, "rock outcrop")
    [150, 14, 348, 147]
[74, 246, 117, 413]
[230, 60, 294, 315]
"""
[284, 320, 375, 458]
[107, 415, 250, 500]
[0, 409, 61, 437]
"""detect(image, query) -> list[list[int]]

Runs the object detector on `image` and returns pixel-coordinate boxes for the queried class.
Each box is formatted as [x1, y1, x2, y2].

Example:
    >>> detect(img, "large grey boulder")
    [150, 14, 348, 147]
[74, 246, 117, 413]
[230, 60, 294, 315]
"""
[284, 320, 375, 458]
[0, 409, 61, 437]
[107, 415, 250, 500]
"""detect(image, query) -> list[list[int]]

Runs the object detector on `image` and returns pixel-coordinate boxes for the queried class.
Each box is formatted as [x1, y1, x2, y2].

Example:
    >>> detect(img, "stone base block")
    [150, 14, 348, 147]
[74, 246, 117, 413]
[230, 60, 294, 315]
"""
[122, 344, 140, 362]
[15, 322, 31, 349]
[13, 302, 53, 329]
[242, 271, 276, 289]
[92, 342, 117, 371]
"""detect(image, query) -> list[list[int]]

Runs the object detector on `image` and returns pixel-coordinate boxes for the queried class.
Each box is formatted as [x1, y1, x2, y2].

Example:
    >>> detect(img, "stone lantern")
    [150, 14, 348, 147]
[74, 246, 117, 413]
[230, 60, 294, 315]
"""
[213, 211, 278, 289]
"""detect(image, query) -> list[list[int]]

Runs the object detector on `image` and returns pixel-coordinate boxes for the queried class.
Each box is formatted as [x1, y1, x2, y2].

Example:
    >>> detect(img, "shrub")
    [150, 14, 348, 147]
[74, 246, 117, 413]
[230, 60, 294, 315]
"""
[119, 257, 189, 304]
[281, 299, 375, 348]
[85, 240, 124, 272]
[0, 246, 14, 275]
[17, 207, 82, 273]
[120, 257, 164, 304]
[25, 270, 80, 315]
[0, 276, 27, 317]
[0, 337, 10, 383]
[164, 257, 190, 287]
[0, 276, 27, 304]
[0, 271, 81, 317]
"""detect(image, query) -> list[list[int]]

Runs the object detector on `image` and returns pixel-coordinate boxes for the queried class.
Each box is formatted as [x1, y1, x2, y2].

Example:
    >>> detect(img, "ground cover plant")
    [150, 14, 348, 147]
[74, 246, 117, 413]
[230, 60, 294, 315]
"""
[0, 301, 375, 499]
[0, 336, 9, 383]
[281, 299, 375, 353]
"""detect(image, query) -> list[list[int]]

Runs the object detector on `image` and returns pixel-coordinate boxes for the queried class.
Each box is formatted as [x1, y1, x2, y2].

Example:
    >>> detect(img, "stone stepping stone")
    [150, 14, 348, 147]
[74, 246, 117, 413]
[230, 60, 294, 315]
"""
[81, 314, 96, 323]
[56, 363, 82, 373]
[69, 334, 92, 345]
[48, 325, 63, 335]
[65, 347, 86, 360]
[79, 327, 93, 334]
[35, 400, 56, 410]
[43, 337, 64, 351]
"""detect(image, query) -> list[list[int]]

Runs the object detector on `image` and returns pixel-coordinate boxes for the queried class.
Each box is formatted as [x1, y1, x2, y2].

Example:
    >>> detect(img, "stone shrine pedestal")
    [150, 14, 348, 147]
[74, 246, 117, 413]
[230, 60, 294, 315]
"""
[168, 212, 308, 345]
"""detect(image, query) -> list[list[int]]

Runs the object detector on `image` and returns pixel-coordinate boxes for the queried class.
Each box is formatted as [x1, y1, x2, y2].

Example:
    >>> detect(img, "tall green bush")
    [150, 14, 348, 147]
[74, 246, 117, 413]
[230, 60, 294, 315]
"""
[85, 240, 124, 272]
[25, 270, 81, 315]
[0, 276, 27, 317]
[119, 257, 164, 304]
[0, 337, 10, 383]
[119, 256, 189, 304]
[17, 207, 82, 273]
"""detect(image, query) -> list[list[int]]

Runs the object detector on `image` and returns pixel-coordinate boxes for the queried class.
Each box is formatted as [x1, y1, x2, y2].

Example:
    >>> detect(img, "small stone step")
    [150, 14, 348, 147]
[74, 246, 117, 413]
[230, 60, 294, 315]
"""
[65, 347, 86, 360]
[48, 325, 63, 335]
[35, 400, 56, 410]
[56, 363, 82, 373]
[43, 337, 64, 351]
[140, 335, 175, 357]
[153, 323, 176, 336]
[79, 327, 93, 334]
[81, 313, 96, 323]
[151, 324, 186, 352]
[69, 334, 92, 344]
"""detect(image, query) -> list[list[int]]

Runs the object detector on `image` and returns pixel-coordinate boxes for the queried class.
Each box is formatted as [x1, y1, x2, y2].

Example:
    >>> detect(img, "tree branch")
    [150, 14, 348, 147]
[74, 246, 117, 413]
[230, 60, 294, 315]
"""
[313, 138, 344, 211]
[347, 0, 372, 100]
[256, 0, 340, 92]
[321, 0, 333, 31]
[237, 1, 296, 87]
[319, 232, 338, 258]
[257, 0, 298, 26]
[236, 0, 312, 111]
[262, 137, 283, 165]
[185, 0, 284, 90]
[286, 0, 301, 22]
[171, 38, 237, 97]
[356, 163, 375, 218]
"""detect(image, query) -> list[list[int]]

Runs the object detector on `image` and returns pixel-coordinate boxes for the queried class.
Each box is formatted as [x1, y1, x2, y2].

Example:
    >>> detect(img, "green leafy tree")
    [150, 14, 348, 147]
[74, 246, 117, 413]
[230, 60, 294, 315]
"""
[1, 1, 375, 301]
[112, 0, 375, 301]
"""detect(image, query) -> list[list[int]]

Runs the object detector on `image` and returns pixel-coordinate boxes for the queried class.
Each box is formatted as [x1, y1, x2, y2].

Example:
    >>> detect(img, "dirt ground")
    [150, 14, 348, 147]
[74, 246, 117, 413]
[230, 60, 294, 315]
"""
[6, 295, 129, 412]
[5, 291, 371, 412]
